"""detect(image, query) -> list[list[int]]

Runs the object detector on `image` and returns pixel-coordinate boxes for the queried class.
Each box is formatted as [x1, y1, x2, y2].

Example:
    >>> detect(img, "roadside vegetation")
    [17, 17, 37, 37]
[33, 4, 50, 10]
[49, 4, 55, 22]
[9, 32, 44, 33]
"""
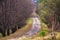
[0, 17, 33, 40]
[0, 0, 60, 40]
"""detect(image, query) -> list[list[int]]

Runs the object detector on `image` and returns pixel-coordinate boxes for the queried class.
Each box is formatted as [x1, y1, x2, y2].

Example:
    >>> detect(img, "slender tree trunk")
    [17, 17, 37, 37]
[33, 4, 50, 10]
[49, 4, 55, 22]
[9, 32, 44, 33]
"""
[51, 14, 56, 40]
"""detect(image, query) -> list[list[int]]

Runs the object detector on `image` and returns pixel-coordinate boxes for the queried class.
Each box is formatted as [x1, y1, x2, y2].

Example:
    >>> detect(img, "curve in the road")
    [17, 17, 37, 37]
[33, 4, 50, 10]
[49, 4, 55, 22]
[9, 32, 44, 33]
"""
[23, 17, 41, 37]
[8, 17, 41, 40]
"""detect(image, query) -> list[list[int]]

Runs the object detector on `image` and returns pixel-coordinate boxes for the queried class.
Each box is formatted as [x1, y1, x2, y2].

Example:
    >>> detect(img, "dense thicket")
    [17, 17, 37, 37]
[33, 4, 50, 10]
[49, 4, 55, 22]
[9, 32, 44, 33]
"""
[0, 0, 35, 37]
[38, 0, 60, 31]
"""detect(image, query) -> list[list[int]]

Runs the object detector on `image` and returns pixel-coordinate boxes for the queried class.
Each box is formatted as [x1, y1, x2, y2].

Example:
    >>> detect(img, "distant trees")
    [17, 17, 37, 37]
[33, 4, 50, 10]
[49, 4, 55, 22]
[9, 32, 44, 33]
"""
[38, 0, 60, 31]
[0, 0, 35, 37]
[38, 0, 60, 39]
[44, 0, 60, 31]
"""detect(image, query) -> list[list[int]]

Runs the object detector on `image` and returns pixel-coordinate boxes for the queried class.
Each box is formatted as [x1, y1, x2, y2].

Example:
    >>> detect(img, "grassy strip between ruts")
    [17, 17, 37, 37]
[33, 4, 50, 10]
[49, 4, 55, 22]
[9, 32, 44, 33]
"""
[0, 17, 33, 40]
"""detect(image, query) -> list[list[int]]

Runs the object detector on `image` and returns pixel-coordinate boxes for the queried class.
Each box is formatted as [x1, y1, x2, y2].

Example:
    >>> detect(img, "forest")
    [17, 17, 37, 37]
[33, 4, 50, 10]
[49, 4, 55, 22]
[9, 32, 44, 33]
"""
[0, 0, 60, 40]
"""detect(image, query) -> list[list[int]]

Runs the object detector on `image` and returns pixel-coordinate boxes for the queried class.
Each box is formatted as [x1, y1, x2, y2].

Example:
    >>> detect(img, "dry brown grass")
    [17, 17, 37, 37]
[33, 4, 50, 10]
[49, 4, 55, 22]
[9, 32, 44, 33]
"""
[0, 24, 32, 40]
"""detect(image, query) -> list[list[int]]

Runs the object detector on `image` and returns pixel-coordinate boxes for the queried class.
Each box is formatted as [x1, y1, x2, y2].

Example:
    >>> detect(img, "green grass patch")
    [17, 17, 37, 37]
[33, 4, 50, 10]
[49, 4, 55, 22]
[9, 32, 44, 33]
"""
[39, 31, 46, 37]
[26, 17, 33, 24]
